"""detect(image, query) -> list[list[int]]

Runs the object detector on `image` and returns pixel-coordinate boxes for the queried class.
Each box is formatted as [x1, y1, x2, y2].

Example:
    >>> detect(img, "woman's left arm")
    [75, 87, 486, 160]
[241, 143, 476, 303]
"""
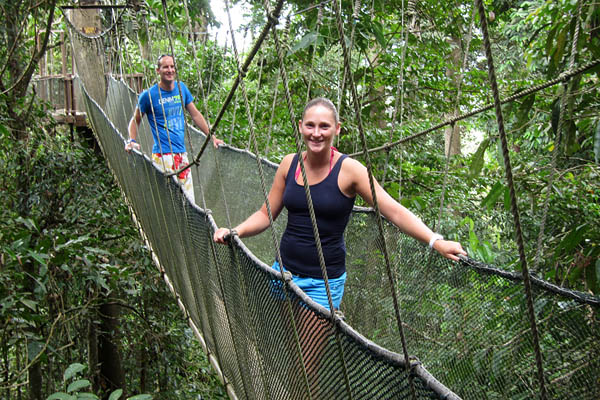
[345, 158, 466, 261]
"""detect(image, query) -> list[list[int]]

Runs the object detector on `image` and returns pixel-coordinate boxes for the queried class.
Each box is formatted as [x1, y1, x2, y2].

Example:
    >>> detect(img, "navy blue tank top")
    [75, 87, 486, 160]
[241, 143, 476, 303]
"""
[279, 153, 356, 279]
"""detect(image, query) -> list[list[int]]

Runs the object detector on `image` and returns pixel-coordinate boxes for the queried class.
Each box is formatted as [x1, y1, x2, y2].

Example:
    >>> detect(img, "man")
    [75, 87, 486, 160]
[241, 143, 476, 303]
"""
[125, 54, 223, 202]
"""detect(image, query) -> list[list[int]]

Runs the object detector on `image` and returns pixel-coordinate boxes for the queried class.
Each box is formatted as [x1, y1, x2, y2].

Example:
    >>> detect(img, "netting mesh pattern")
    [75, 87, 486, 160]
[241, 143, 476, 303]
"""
[83, 78, 599, 399]
[344, 213, 600, 399]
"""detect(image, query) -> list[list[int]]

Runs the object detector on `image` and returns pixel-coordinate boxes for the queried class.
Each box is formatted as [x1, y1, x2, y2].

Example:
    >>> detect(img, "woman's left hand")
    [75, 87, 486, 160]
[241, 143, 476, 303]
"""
[433, 240, 467, 261]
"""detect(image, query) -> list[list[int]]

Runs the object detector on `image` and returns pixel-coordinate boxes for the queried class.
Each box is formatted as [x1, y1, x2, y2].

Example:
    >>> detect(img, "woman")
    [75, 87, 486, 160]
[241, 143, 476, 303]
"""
[214, 98, 466, 310]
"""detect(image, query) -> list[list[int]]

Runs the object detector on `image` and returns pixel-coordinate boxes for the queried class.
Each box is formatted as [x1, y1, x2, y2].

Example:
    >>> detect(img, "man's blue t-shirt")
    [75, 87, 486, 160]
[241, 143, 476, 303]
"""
[138, 82, 194, 154]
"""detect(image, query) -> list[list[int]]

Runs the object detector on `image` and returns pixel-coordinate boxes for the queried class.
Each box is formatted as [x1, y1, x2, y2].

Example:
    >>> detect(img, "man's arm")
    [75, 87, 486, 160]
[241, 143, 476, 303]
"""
[186, 101, 224, 148]
[125, 107, 143, 152]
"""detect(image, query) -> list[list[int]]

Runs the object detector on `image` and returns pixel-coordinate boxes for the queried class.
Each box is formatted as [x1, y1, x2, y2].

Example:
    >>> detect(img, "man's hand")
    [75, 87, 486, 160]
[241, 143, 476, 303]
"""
[125, 139, 141, 153]
[212, 136, 224, 148]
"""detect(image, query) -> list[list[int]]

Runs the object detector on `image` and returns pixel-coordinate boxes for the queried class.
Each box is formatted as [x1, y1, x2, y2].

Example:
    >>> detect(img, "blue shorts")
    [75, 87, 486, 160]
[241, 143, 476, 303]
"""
[271, 261, 346, 310]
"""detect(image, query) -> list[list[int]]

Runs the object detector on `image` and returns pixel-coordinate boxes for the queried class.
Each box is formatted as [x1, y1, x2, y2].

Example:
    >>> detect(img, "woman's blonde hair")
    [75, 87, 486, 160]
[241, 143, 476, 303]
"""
[302, 98, 339, 124]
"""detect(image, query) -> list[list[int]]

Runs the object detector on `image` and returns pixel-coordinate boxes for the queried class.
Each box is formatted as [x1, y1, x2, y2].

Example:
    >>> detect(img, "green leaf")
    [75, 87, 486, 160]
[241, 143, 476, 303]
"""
[590, 258, 600, 294]
[503, 186, 511, 212]
[16, 217, 39, 232]
[126, 395, 153, 400]
[56, 236, 89, 251]
[470, 138, 490, 178]
[565, 120, 580, 155]
[288, 32, 318, 55]
[469, 229, 479, 252]
[47, 393, 75, 400]
[20, 299, 38, 311]
[372, 21, 386, 48]
[77, 394, 100, 399]
[545, 25, 557, 57]
[516, 94, 535, 130]
[496, 138, 504, 171]
[108, 389, 123, 400]
[28, 250, 48, 267]
[27, 341, 44, 362]
[67, 379, 91, 393]
[481, 181, 504, 210]
[64, 363, 86, 381]
[553, 24, 568, 66]
[0, 123, 9, 137]
[557, 224, 588, 254]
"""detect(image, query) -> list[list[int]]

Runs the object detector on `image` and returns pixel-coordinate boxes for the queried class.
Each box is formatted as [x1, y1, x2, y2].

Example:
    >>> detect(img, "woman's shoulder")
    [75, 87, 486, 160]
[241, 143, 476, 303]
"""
[339, 154, 365, 172]
[280, 153, 296, 166]
[276, 153, 296, 176]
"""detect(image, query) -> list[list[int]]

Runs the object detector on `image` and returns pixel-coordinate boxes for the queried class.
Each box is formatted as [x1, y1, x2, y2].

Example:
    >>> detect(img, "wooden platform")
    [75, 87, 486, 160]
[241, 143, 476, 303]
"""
[34, 73, 143, 128]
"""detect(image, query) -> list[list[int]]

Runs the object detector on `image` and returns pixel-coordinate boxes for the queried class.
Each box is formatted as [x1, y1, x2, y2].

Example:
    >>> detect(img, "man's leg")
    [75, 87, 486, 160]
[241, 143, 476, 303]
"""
[152, 153, 196, 204]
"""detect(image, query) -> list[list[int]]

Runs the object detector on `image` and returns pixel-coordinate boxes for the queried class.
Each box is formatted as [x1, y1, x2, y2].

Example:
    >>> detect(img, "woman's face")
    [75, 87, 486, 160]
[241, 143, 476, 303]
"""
[299, 105, 340, 154]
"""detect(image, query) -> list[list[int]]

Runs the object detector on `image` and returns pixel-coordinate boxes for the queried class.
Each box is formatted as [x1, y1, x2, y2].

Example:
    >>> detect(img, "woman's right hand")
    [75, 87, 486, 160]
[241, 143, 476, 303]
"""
[213, 227, 233, 244]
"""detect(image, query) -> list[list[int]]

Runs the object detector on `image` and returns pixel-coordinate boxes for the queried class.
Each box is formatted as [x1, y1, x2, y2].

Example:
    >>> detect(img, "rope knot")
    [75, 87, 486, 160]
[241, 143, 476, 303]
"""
[282, 271, 293, 282]
[557, 70, 571, 82]
[267, 11, 279, 25]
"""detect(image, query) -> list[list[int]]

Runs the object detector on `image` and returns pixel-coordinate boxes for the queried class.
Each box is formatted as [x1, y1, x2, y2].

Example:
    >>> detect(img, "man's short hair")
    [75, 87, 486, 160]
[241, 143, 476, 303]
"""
[157, 54, 173, 69]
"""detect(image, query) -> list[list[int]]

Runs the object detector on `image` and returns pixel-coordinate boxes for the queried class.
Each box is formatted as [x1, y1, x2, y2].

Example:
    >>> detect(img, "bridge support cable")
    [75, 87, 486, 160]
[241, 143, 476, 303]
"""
[532, 0, 583, 275]
[348, 58, 600, 158]
[223, 0, 317, 396]
[332, 0, 419, 398]
[475, 0, 548, 398]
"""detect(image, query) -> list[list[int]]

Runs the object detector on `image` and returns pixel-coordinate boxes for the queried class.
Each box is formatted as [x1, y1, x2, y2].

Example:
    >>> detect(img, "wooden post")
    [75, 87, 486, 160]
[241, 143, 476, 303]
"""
[69, 0, 107, 108]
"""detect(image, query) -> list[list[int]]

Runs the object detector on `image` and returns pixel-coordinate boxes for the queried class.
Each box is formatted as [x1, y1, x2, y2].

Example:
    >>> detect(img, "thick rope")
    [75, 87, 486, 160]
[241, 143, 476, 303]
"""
[266, 1, 356, 397]
[533, 0, 583, 274]
[349, 58, 600, 157]
[475, 0, 548, 398]
[332, 1, 418, 399]
[222, 1, 317, 397]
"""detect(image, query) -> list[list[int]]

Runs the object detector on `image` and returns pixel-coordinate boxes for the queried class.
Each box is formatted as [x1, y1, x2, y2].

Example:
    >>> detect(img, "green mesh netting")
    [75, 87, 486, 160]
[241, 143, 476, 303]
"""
[84, 77, 599, 399]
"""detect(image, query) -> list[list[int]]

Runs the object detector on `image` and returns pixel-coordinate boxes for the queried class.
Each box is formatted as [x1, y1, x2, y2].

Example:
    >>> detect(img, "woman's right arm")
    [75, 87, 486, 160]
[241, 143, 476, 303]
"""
[213, 154, 293, 243]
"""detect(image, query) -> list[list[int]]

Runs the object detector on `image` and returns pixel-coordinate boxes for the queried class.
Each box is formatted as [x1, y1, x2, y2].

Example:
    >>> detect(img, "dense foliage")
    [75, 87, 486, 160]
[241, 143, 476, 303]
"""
[138, 0, 599, 292]
[0, 114, 228, 398]
[1, 0, 599, 398]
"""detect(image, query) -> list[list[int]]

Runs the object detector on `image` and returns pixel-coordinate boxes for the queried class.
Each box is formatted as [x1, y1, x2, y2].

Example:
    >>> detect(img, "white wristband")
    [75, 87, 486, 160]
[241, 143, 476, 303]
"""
[429, 234, 443, 249]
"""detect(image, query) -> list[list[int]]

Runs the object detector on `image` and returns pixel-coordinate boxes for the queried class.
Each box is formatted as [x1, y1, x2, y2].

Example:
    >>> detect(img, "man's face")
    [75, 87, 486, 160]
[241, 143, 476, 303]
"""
[157, 56, 175, 85]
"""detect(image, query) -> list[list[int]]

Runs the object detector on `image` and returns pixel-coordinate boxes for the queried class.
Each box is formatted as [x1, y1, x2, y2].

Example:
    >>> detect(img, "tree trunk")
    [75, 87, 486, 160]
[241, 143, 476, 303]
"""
[444, 35, 463, 157]
[88, 296, 100, 393]
[69, 1, 107, 108]
[98, 297, 126, 399]
[22, 261, 43, 400]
